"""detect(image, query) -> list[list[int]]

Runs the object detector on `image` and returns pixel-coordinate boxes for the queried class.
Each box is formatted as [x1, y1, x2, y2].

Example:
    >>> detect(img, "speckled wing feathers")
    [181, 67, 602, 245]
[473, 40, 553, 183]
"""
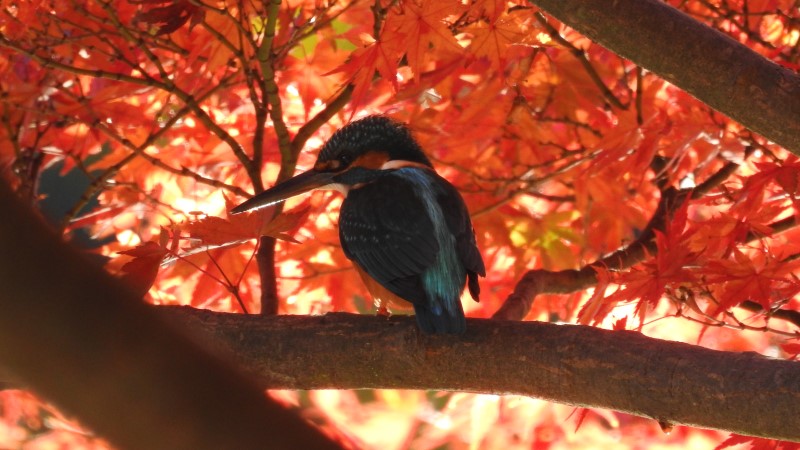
[339, 174, 438, 305]
[339, 167, 484, 333]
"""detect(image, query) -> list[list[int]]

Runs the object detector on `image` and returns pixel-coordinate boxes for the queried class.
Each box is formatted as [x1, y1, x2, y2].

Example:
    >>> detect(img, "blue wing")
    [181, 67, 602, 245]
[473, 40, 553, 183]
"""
[339, 168, 484, 333]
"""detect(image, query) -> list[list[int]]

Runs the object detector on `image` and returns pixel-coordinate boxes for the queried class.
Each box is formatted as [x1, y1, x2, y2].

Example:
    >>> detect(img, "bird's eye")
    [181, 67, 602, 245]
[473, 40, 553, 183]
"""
[339, 155, 352, 167]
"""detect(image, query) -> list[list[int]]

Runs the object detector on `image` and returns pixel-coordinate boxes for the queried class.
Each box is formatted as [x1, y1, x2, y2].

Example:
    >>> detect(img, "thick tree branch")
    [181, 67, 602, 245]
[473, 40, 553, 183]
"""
[158, 307, 800, 442]
[529, 0, 800, 154]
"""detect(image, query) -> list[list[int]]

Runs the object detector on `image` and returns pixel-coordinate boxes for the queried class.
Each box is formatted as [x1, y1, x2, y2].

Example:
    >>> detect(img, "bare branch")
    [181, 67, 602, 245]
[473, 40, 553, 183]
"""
[533, 12, 627, 110]
[291, 84, 354, 154]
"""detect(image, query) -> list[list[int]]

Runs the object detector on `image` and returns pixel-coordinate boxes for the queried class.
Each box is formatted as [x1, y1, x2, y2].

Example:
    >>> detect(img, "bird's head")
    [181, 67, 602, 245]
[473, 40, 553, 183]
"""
[230, 116, 432, 214]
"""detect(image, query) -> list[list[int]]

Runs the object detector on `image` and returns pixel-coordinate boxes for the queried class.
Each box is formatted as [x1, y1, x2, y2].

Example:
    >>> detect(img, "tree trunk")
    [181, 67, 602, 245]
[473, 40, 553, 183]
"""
[0, 181, 341, 450]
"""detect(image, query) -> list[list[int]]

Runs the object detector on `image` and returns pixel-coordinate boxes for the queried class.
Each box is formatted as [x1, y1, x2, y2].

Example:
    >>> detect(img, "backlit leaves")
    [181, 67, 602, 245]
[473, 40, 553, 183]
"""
[1, 0, 800, 448]
[465, 9, 529, 69]
[383, 0, 464, 79]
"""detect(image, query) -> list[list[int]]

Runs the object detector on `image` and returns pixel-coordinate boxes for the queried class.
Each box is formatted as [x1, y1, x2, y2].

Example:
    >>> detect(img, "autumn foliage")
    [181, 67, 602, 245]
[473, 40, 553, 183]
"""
[1, 0, 799, 448]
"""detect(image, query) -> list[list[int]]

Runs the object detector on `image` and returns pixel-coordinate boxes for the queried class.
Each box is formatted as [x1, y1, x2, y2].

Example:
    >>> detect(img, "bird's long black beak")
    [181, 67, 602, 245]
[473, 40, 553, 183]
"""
[229, 169, 336, 214]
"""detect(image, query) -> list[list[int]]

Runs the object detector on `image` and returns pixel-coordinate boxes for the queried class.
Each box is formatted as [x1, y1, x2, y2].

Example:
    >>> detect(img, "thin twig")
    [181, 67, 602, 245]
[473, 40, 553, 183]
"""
[61, 76, 245, 227]
[533, 12, 627, 110]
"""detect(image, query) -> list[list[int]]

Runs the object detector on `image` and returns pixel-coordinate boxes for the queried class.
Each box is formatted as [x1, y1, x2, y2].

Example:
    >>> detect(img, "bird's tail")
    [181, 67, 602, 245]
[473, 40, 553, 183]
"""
[413, 301, 466, 334]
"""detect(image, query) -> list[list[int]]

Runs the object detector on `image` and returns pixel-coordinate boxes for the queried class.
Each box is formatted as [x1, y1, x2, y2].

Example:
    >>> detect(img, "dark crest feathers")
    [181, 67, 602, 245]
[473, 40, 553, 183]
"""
[318, 116, 433, 168]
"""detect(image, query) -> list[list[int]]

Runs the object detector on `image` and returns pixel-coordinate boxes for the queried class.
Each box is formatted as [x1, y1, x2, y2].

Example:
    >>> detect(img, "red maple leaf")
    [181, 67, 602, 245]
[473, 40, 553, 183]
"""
[703, 249, 800, 313]
[328, 33, 405, 109]
[133, 0, 205, 35]
[384, 0, 464, 81]
[118, 240, 170, 298]
[781, 341, 800, 360]
[465, 11, 527, 70]
[180, 198, 310, 249]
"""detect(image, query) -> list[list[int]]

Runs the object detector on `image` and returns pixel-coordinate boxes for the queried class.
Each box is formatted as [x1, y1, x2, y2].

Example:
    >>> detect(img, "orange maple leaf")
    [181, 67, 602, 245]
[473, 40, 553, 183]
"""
[182, 204, 310, 247]
[465, 11, 526, 69]
[652, 198, 697, 282]
[576, 266, 611, 325]
[118, 240, 170, 298]
[703, 249, 800, 313]
[750, 155, 800, 215]
[384, 0, 464, 81]
[328, 33, 405, 109]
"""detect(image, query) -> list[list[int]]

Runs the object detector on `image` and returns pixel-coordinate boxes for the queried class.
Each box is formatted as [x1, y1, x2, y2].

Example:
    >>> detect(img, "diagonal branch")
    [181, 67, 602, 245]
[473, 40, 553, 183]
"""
[60, 77, 247, 227]
[528, 0, 800, 154]
[493, 141, 762, 321]
[158, 307, 800, 442]
[291, 85, 354, 154]
[493, 187, 687, 320]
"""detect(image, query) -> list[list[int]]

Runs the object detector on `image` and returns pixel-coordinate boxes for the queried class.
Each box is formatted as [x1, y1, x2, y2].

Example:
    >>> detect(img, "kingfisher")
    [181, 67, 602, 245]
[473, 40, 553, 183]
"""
[230, 116, 485, 334]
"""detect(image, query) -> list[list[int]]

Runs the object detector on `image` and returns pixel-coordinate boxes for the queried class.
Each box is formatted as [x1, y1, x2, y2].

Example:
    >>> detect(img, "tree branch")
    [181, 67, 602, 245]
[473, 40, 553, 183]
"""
[157, 307, 800, 442]
[291, 84, 354, 155]
[259, 0, 292, 185]
[257, 85, 354, 314]
[493, 140, 761, 321]
[529, 0, 800, 154]
[494, 187, 688, 320]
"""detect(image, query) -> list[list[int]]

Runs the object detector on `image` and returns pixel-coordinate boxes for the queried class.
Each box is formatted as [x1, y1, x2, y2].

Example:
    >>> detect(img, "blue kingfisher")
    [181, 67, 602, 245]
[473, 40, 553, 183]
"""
[231, 116, 485, 334]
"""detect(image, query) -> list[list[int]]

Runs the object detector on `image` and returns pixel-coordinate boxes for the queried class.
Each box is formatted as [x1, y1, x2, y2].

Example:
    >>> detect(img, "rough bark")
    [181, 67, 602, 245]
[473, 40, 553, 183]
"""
[160, 307, 800, 442]
[0, 181, 341, 450]
[530, 0, 800, 154]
